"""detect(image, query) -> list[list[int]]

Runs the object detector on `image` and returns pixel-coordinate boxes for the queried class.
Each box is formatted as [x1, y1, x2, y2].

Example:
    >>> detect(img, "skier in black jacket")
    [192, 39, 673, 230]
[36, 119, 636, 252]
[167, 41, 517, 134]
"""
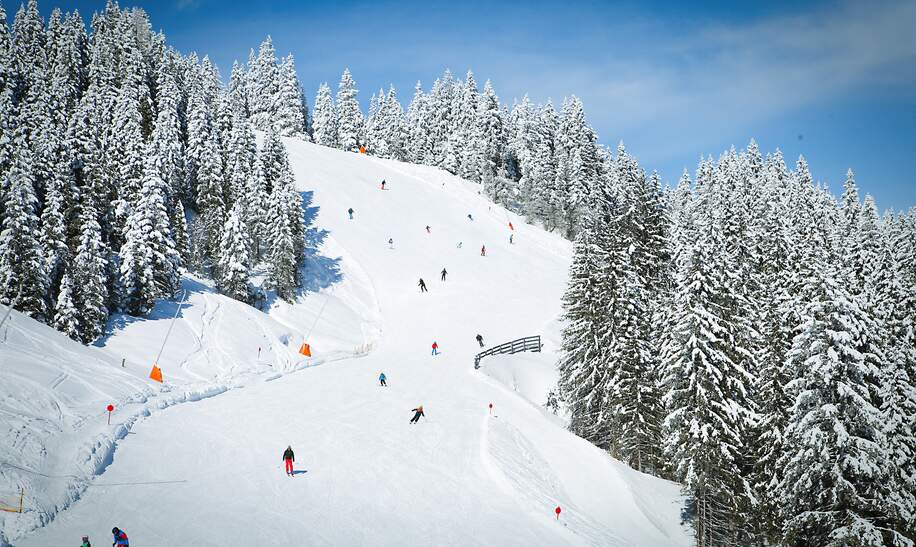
[419, 278, 428, 293]
[441, 268, 447, 281]
[476, 334, 484, 347]
[410, 405, 425, 424]
[283, 446, 295, 476]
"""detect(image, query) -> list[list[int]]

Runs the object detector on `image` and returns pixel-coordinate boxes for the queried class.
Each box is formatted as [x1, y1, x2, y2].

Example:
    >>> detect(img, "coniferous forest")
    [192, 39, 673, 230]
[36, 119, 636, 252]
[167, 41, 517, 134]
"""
[1, 2, 913, 545]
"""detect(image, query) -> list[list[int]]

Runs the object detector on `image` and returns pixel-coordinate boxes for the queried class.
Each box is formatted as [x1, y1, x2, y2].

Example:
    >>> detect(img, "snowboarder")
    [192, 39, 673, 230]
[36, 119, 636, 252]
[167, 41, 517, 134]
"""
[425, 225, 431, 234]
[388, 238, 394, 249]
[509, 233, 514, 244]
[481, 245, 486, 256]
[381, 179, 386, 190]
[476, 334, 484, 347]
[111, 527, 129, 546]
[282, 445, 295, 476]
[410, 405, 425, 424]
[441, 268, 447, 281]
[467, 213, 474, 221]
[379, 372, 387, 386]
[81, 536, 91, 547]
[419, 278, 428, 293]
[348, 207, 354, 220]
[431, 341, 439, 355]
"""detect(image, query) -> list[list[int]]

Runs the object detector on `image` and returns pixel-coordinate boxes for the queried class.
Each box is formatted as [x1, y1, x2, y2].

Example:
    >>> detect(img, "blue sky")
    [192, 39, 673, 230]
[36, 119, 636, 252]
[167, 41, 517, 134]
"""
[6, 0, 916, 210]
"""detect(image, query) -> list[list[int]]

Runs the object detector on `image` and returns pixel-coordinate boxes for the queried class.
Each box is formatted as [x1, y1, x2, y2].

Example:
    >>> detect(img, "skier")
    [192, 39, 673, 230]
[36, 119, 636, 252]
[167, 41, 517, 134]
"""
[419, 278, 428, 293]
[467, 213, 474, 221]
[509, 221, 514, 231]
[381, 179, 386, 190]
[441, 268, 447, 281]
[457, 241, 463, 249]
[282, 445, 295, 476]
[111, 527, 129, 546]
[509, 233, 514, 244]
[409, 405, 425, 424]
[379, 372, 387, 387]
[388, 238, 394, 249]
[81, 536, 91, 547]
[425, 225, 431, 234]
[348, 207, 354, 220]
[476, 334, 484, 347]
[431, 341, 439, 355]
[481, 245, 486, 256]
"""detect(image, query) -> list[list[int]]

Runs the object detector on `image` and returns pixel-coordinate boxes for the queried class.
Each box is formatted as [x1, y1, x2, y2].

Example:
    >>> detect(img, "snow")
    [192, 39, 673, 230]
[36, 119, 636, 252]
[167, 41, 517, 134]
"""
[2, 139, 689, 546]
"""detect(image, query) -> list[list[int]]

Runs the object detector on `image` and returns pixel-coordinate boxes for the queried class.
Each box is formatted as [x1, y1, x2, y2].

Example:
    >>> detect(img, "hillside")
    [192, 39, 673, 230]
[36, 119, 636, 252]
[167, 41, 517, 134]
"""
[3, 138, 689, 546]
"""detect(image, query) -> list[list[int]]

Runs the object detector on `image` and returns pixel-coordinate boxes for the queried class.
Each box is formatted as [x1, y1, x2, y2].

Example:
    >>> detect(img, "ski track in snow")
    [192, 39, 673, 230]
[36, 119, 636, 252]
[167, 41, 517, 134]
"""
[3, 139, 689, 547]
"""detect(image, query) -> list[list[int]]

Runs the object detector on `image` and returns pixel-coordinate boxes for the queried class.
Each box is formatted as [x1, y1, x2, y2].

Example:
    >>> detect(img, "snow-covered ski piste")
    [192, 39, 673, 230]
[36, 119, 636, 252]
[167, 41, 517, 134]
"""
[2, 138, 689, 546]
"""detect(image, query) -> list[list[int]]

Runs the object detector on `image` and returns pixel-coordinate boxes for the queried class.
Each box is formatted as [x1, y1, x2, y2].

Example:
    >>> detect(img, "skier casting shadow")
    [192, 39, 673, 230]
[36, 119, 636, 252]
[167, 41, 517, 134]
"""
[410, 405, 425, 424]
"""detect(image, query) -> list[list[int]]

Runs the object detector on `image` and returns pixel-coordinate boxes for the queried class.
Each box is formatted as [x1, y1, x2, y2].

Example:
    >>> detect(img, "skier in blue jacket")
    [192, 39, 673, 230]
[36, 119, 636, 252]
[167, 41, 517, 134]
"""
[379, 372, 387, 386]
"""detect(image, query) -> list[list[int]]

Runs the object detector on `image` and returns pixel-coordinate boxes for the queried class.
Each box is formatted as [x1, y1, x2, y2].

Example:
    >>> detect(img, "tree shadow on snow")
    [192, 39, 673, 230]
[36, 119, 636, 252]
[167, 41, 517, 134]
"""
[95, 277, 208, 346]
[298, 190, 342, 295]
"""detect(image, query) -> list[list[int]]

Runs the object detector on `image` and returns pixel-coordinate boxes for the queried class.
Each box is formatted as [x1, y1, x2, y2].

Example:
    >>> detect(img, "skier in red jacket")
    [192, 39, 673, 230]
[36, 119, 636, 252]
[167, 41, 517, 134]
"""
[431, 341, 439, 356]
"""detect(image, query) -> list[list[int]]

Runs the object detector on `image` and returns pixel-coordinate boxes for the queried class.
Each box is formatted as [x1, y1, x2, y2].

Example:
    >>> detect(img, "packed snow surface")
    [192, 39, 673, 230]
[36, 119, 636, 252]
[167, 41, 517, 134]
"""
[2, 139, 688, 546]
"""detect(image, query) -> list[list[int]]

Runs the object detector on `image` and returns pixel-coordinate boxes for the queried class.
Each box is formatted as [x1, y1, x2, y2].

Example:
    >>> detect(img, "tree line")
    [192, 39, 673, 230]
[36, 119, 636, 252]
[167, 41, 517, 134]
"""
[558, 141, 916, 545]
[0, 0, 307, 344]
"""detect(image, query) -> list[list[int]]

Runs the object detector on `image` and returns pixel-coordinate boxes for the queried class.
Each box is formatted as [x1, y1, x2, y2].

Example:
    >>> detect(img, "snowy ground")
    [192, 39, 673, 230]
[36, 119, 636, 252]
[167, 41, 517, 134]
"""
[2, 139, 689, 546]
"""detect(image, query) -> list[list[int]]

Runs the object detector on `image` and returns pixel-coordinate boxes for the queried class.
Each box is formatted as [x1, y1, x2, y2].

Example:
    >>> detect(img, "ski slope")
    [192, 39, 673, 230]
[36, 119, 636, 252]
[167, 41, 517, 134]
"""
[4, 139, 689, 546]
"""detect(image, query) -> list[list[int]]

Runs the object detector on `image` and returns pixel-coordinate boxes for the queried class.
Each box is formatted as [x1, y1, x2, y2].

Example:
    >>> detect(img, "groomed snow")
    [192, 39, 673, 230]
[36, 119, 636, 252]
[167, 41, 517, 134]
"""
[3, 138, 688, 546]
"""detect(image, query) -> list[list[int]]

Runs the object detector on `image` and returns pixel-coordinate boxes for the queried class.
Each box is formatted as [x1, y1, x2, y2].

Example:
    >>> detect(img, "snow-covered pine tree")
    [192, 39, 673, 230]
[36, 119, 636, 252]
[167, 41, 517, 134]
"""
[119, 145, 180, 315]
[311, 82, 337, 148]
[71, 198, 108, 342]
[274, 54, 305, 136]
[39, 169, 70, 298]
[0, 132, 50, 321]
[248, 36, 279, 131]
[266, 184, 297, 299]
[404, 81, 429, 164]
[777, 255, 905, 546]
[474, 80, 503, 183]
[335, 68, 362, 151]
[150, 60, 184, 202]
[661, 205, 754, 545]
[217, 201, 252, 302]
[557, 212, 614, 448]
[52, 271, 80, 340]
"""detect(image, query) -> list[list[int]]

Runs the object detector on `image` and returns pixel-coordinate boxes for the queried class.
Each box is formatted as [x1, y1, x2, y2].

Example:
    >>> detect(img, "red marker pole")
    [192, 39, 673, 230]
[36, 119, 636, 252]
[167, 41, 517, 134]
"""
[106, 404, 114, 425]
[555, 506, 561, 520]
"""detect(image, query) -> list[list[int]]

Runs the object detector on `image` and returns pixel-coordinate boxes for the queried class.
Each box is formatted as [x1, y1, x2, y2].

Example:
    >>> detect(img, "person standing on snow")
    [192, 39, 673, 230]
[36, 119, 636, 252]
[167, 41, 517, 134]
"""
[419, 278, 428, 293]
[441, 268, 447, 281]
[381, 179, 386, 190]
[476, 334, 484, 347]
[111, 527, 129, 546]
[348, 207, 354, 220]
[379, 372, 387, 387]
[410, 405, 425, 424]
[81, 536, 92, 547]
[388, 238, 394, 249]
[282, 445, 295, 476]
[481, 245, 486, 256]
[425, 225, 431, 234]
[509, 233, 514, 244]
[431, 341, 439, 355]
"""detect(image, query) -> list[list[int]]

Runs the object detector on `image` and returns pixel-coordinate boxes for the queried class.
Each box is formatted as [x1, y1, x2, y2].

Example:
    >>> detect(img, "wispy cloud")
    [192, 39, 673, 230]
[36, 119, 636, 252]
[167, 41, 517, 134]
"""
[175, 0, 202, 11]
